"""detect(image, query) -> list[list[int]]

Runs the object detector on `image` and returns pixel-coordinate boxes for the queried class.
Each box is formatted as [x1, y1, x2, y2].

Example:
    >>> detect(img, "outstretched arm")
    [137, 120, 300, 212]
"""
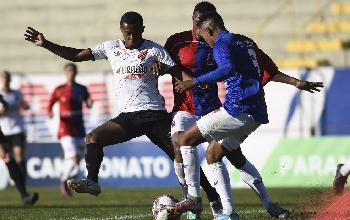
[257, 48, 324, 93]
[24, 27, 93, 62]
[270, 72, 324, 93]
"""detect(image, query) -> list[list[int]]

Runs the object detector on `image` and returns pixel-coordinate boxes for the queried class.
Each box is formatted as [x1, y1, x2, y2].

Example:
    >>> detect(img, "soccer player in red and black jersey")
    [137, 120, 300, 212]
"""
[165, 1, 323, 218]
[0, 94, 39, 205]
[48, 63, 93, 196]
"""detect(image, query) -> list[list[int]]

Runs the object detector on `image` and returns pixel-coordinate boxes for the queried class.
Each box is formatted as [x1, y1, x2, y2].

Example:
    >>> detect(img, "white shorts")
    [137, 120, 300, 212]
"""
[171, 111, 201, 136]
[196, 107, 260, 151]
[60, 136, 86, 159]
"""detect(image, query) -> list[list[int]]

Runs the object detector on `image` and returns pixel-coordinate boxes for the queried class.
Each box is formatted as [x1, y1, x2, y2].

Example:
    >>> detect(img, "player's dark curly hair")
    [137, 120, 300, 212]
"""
[120, 11, 143, 26]
[196, 11, 225, 29]
[193, 1, 216, 14]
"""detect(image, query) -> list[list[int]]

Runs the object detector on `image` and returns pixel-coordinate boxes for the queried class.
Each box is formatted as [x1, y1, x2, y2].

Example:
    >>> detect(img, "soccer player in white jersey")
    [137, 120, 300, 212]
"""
[0, 93, 39, 205]
[0, 71, 30, 179]
[24, 12, 223, 206]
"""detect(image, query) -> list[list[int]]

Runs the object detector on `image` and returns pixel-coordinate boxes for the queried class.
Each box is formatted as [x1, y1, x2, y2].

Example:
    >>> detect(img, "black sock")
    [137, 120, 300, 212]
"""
[85, 143, 104, 183]
[199, 167, 219, 202]
[6, 159, 28, 198]
[18, 160, 27, 180]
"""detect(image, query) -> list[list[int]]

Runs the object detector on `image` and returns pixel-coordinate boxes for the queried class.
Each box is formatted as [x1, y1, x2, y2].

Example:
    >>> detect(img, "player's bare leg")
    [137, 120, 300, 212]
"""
[0, 144, 39, 205]
[68, 121, 131, 196]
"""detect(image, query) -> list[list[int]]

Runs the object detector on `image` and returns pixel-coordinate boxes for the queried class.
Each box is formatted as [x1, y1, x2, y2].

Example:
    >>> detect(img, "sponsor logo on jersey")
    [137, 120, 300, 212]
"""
[138, 49, 148, 61]
[120, 64, 148, 79]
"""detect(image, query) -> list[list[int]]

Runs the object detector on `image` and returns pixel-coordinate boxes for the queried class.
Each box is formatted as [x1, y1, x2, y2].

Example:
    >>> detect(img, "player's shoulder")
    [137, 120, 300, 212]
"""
[54, 84, 67, 91]
[97, 39, 123, 49]
[143, 40, 166, 51]
[234, 34, 258, 47]
[165, 30, 193, 48]
[74, 83, 88, 90]
[167, 31, 192, 42]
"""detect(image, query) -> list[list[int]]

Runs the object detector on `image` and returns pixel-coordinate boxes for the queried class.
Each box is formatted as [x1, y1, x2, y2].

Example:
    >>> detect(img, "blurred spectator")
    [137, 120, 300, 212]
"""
[0, 86, 38, 205]
[0, 70, 30, 179]
[48, 63, 93, 196]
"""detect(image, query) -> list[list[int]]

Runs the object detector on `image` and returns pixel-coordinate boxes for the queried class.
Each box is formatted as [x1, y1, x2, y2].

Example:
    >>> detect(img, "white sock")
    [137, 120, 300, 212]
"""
[340, 162, 350, 176]
[240, 160, 272, 208]
[210, 162, 234, 215]
[200, 157, 214, 186]
[61, 158, 79, 182]
[180, 146, 200, 198]
[174, 161, 188, 195]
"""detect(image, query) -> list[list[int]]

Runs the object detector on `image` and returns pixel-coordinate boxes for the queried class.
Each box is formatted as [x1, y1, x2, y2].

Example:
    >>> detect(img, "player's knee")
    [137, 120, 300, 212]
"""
[86, 131, 99, 144]
[178, 133, 193, 146]
[171, 133, 180, 148]
[226, 148, 247, 169]
[205, 149, 216, 165]
[2, 153, 11, 163]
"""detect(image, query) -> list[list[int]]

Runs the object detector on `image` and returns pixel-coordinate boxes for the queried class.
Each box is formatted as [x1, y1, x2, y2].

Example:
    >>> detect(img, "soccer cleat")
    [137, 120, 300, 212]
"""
[60, 181, 72, 197]
[22, 192, 39, 206]
[333, 163, 348, 195]
[174, 196, 203, 214]
[209, 199, 223, 218]
[67, 179, 101, 196]
[213, 212, 240, 220]
[267, 203, 290, 219]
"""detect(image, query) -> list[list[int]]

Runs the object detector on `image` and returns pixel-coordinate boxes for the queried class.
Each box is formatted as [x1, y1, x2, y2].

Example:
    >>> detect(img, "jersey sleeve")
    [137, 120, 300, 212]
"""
[47, 88, 58, 113]
[89, 41, 108, 61]
[83, 86, 90, 101]
[195, 39, 235, 84]
[153, 44, 176, 70]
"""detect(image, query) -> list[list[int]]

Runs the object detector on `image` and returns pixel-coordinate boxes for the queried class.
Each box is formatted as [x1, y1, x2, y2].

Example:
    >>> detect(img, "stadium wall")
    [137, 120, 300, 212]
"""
[0, 67, 349, 189]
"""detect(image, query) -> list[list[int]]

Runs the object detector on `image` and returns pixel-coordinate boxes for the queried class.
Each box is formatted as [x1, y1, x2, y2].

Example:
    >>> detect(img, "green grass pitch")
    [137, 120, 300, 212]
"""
[0, 187, 330, 220]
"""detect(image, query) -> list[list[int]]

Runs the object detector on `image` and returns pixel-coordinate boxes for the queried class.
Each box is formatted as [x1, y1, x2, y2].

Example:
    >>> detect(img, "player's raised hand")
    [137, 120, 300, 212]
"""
[295, 80, 324, 93]
[24, 27, 46, 47]
[175, 79, 195, 93]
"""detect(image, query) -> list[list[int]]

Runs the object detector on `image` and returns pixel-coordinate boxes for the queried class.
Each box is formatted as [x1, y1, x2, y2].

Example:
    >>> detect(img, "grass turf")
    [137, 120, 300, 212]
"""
[0, 187, 330, 220]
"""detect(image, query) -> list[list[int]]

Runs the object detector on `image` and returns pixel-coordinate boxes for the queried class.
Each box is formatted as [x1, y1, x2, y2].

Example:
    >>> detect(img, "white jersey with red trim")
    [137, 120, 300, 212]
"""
[90, 39, 175, 113]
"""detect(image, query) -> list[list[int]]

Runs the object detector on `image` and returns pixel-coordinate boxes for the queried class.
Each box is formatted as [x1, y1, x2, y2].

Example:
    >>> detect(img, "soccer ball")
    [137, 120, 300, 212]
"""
[152, 194, 181, 220]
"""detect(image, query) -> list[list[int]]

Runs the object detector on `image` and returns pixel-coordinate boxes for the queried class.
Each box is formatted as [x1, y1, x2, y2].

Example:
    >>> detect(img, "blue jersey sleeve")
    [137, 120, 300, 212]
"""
[194, 36, 235, 85]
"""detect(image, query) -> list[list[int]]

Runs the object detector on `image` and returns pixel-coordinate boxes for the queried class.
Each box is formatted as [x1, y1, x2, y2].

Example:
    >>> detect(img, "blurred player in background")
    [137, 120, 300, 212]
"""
[0, 92, 39, 205]
[0, 71, 30, 179]
[333, 163, 350, 195]
[24, 12, 221, 207]
[165, 1, 323, 219]
[48, 63, 93, 196]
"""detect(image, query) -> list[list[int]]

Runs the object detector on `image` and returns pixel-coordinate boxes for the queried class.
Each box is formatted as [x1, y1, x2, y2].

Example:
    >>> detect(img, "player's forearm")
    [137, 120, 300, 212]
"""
[194, 64, 232, 85]
[270, 72, 299, 87]
[42, 40, 86, 62]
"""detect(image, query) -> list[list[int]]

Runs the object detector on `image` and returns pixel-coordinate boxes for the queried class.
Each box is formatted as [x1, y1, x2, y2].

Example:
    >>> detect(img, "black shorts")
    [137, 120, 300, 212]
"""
[110, 110, 172, 151]
[5, 133, 26, 150]
[0, 129, 6, 144]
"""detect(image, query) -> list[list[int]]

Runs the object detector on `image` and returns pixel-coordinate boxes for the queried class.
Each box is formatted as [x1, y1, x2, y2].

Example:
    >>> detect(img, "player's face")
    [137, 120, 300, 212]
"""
[192, 11, 203, 41]
[64, 66, 77, 83]
[198, 25, 215, 48]
[120, 23, 144, 49]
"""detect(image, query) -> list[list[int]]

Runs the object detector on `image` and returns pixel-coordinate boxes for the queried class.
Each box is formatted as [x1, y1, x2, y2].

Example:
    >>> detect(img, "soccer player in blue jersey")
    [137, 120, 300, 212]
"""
[174, 12, 270, 220]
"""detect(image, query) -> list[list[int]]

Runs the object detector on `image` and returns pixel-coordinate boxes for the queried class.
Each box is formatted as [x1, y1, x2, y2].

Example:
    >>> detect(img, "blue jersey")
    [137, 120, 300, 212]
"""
[194, 31, 268, 124]
[165, 31, 222, 116]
